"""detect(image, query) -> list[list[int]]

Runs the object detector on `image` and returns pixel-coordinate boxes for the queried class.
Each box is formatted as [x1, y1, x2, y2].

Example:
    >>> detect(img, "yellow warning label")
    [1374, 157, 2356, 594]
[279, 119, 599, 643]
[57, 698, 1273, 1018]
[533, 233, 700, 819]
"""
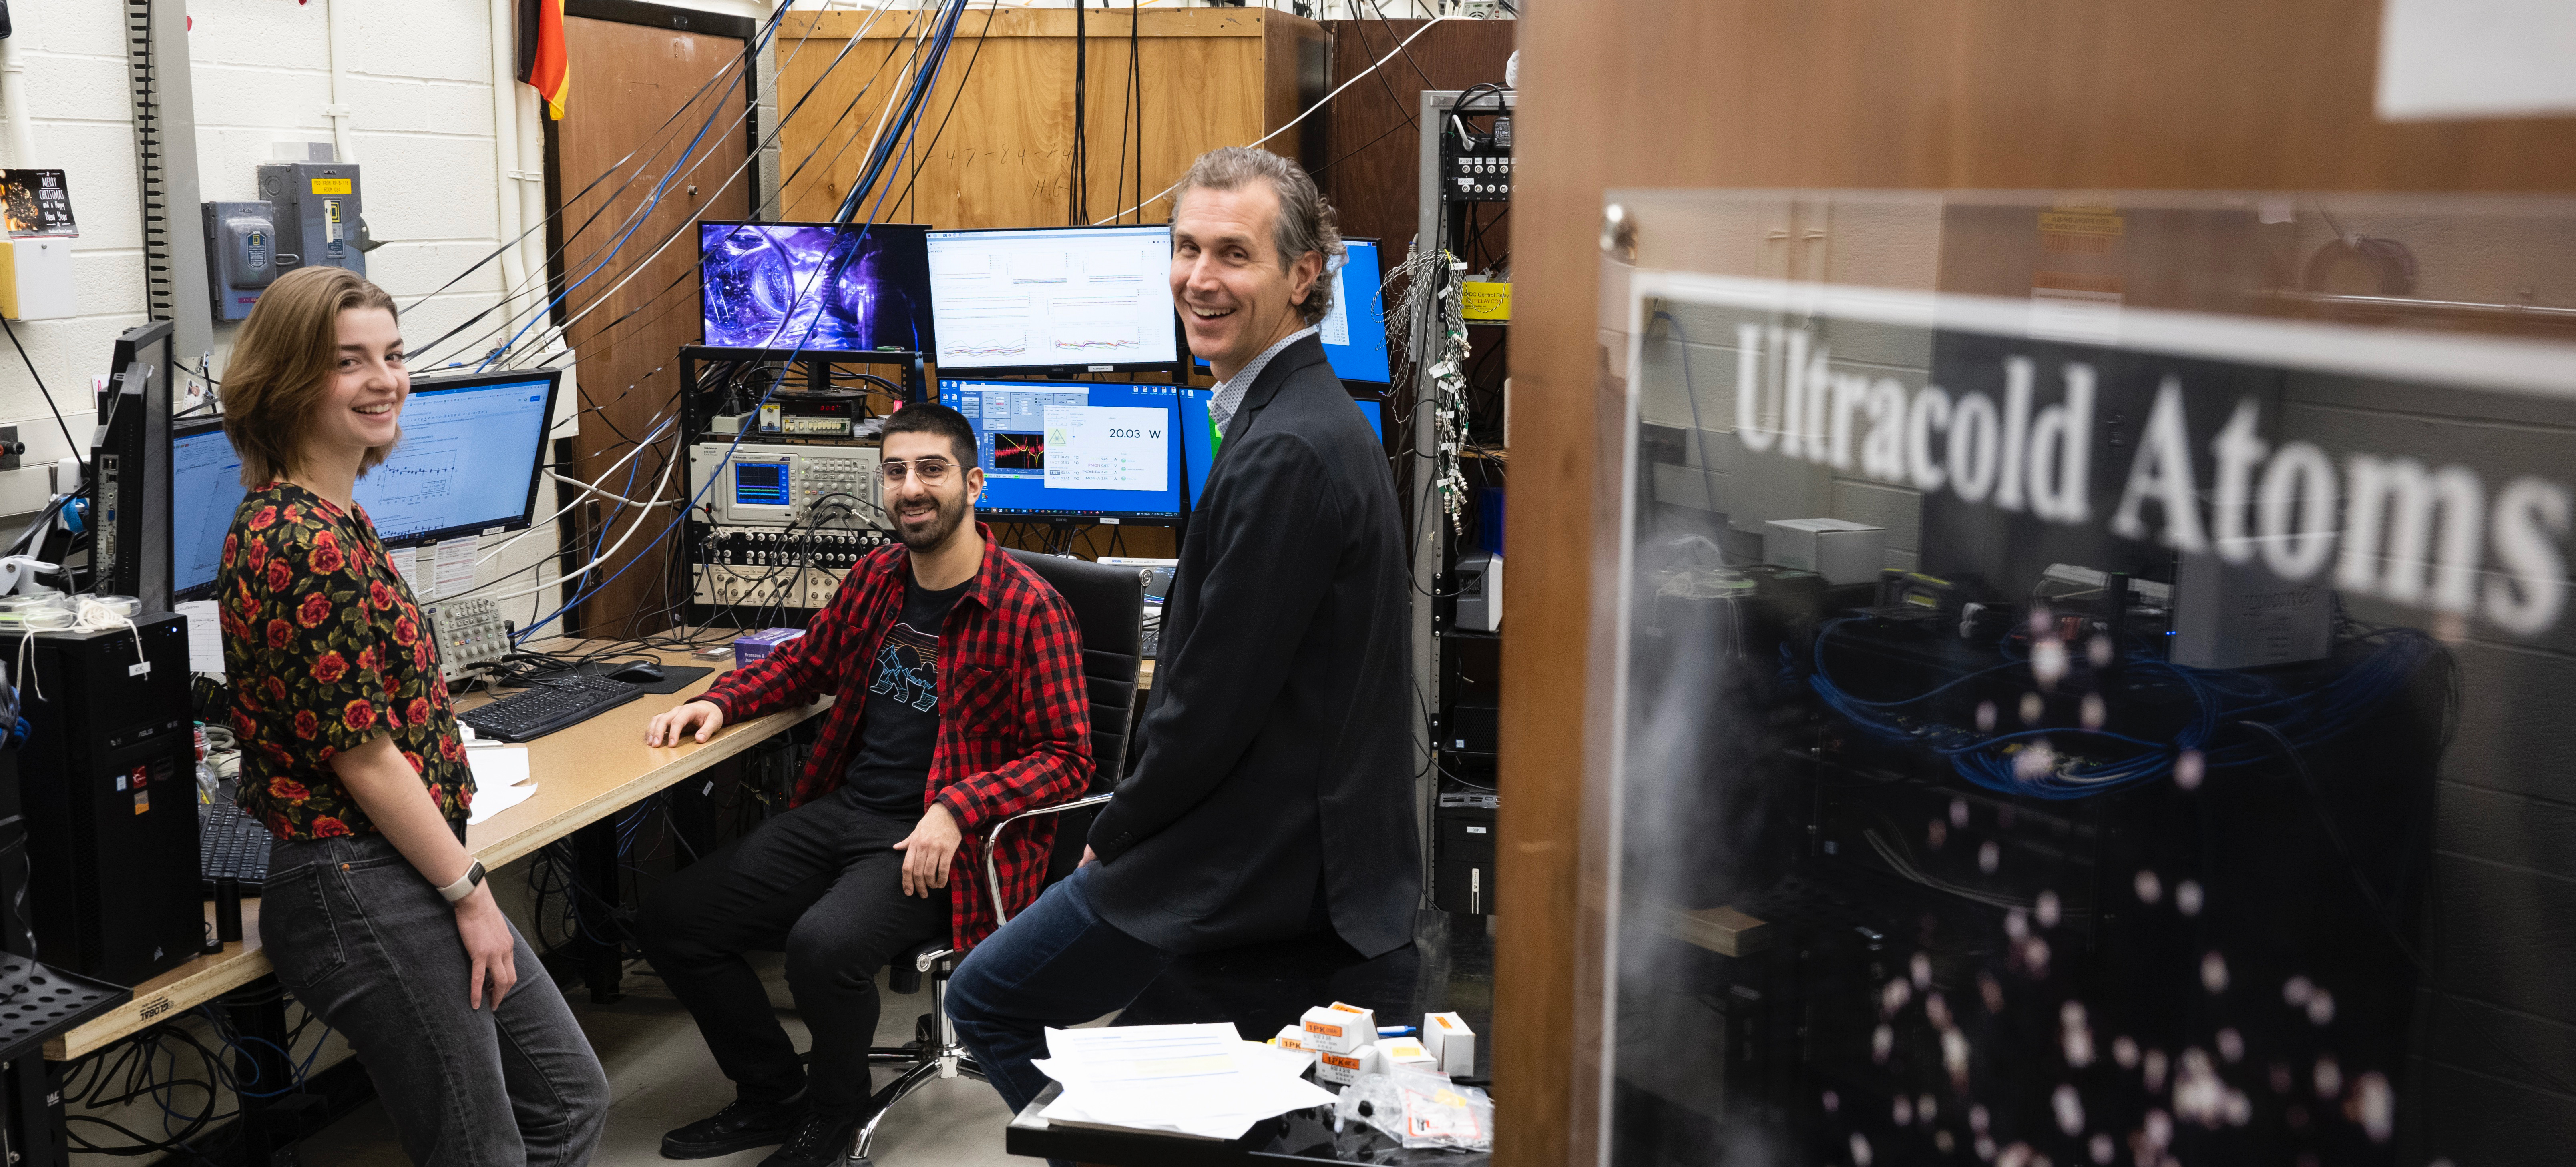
[311, 178, 353, 195]
[2037, 212, 2123, 237]
[1461, 281, 1513, 322]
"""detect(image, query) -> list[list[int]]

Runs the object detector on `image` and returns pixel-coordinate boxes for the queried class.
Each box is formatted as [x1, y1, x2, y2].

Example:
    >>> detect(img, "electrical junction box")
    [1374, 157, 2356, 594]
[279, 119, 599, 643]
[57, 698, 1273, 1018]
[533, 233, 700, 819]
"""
[257, 161, 366, 278]
[0, 234, 74, 320]
[201, 201, 278, 321]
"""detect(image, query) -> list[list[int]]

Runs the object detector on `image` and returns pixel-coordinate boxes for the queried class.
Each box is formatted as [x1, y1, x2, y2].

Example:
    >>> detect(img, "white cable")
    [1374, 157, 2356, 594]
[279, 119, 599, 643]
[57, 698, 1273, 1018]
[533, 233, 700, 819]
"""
[477, 409, 677, 566]
[427, 4, 876, 371]
[1090, 12, 1457, 225]
[544, 468, 687, 510]
[474, 439, 682, 605]
[508, 1, 919, 364]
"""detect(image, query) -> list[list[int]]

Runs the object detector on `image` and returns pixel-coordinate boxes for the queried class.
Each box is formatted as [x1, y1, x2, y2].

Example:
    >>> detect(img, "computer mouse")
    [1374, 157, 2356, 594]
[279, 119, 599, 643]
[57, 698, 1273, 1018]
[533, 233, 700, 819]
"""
[607, 660, 666, 684]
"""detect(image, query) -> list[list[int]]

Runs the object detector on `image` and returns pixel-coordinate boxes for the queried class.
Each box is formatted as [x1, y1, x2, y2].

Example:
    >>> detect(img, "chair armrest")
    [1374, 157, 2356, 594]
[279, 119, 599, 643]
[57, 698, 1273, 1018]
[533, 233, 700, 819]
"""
[982, 793, 1116, 925]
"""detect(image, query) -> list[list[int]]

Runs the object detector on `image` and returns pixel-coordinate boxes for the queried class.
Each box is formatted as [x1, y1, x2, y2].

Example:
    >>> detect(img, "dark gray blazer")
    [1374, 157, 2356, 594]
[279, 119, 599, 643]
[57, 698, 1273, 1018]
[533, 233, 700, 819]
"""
[1084, 334, 1419, 957]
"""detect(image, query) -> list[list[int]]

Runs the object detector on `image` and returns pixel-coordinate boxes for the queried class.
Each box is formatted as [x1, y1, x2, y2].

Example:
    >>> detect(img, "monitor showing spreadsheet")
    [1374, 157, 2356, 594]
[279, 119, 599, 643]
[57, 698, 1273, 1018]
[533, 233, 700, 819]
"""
[926, 226, 1181, 374]
[940, 378, 1184, 521]
[171, 368, 564, 599]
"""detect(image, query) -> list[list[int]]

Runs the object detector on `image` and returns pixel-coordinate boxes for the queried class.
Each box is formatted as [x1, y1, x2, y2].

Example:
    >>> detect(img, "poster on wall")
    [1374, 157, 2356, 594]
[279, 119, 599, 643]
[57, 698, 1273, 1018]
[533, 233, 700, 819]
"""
[1600, 191, 2576, 1167]
[2, 168, 76, 237]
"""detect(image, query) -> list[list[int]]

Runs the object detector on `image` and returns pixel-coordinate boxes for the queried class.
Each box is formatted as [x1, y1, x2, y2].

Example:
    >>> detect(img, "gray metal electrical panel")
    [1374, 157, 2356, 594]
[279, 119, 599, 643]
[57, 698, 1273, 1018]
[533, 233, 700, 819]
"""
[200, 201, 278, 321]
[255, 161, 366, 279]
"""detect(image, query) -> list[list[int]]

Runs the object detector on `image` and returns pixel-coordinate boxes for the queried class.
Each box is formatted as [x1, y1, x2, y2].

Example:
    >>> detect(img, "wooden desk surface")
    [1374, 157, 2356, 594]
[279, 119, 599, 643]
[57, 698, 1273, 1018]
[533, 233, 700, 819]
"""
[46, 642, 822, 1061]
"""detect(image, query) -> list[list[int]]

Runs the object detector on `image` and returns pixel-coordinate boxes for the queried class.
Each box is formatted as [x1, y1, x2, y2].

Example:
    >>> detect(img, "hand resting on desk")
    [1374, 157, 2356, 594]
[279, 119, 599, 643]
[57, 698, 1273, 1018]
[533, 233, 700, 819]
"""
[646, 700, 727, 747]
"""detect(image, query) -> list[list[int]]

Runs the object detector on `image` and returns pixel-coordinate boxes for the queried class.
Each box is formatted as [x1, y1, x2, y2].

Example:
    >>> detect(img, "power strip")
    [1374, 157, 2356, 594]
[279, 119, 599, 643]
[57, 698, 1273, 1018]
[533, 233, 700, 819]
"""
[422, 597, 508, 683]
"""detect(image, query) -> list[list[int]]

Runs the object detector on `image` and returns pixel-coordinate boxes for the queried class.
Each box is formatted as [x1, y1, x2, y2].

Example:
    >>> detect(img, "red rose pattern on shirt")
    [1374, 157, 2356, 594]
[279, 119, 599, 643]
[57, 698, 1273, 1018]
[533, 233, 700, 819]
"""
[216, 482, 473, 842]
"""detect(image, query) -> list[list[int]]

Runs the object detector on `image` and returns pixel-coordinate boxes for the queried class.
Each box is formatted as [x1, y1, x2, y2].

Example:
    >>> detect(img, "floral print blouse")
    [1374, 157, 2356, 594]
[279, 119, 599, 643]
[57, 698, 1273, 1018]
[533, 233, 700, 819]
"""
[215, 481, 474, 841]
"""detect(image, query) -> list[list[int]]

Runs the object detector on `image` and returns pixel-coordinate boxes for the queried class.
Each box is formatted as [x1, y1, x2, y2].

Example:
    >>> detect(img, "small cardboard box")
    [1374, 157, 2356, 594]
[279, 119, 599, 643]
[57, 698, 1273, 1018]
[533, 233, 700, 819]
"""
[1269, 1025, 1319, 1073]
[1763, 518, 1885, 586]
[1315, 1045, 1376, 1086]
[1378, 1039, 1439, 1073]
[1300, 1003, 1376, 1054]
[1422, 1012, 1477, 1077]
[732, 628, 806, 669]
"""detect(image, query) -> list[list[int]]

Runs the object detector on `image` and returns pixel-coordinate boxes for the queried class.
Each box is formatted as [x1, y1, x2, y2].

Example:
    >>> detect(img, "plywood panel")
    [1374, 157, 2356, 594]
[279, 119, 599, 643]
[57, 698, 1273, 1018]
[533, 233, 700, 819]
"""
[1316, 18, 1518, 249]
[775, 8, 1319, 231]
[554, 16, 754, 639]
[1501, 4, 2576, 1166]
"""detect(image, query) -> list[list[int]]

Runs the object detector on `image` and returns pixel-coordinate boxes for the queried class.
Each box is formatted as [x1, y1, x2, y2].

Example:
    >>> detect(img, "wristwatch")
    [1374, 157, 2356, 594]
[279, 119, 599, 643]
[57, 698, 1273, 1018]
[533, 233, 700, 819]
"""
[437, 860, 488, 904]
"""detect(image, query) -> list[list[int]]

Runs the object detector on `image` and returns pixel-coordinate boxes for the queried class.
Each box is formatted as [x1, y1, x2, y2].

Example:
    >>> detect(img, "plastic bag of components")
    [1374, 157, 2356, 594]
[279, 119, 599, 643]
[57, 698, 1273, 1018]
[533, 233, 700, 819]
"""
[1332, 1067, 1493, 1151]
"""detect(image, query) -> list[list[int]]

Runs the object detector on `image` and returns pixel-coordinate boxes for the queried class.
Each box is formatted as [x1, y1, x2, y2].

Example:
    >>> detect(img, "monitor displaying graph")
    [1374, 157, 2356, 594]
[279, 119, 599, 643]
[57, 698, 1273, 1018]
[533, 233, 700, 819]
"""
[940, 378, 1184, 521]
[926, 226, 1180, 373]
[171, 369, 563, 599]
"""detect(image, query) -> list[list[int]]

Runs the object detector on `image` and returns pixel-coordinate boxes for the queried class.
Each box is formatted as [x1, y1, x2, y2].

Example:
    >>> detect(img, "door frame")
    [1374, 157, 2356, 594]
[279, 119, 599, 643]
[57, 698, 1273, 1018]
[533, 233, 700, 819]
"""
[540, 0, 761, 636]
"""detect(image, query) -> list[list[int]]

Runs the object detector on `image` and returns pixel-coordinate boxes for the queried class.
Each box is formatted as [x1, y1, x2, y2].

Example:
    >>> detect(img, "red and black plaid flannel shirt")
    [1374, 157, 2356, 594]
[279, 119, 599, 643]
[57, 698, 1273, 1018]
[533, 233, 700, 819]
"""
[696, 524, 1092, 950]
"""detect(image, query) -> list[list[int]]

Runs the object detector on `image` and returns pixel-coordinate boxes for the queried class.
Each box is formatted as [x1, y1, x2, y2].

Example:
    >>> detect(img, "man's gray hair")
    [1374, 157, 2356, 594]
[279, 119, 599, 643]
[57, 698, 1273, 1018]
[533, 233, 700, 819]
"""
[1172, 147, 1344, 326]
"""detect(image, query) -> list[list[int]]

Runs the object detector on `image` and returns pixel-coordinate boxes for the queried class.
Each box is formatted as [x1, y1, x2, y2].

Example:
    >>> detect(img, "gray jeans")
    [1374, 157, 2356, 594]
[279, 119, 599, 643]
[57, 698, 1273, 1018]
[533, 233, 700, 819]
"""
[263, 831, 609, 1167]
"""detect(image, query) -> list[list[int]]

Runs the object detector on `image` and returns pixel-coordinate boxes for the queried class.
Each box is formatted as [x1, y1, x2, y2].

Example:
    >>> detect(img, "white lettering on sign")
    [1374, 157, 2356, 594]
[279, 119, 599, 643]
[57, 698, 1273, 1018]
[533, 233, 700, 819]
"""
[1727, 325, 2572, 638]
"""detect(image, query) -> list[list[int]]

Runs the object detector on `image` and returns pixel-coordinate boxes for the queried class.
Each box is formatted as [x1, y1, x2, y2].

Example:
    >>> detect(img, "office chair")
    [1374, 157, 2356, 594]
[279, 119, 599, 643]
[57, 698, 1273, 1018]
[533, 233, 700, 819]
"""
[849, 551, 1143, 1165]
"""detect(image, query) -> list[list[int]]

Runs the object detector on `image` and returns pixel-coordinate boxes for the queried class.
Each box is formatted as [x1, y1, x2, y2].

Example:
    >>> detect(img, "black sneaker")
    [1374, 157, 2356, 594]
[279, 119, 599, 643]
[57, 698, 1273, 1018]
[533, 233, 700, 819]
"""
[660, 1096, 808, 1160]
[758, 1112, 862, 1167]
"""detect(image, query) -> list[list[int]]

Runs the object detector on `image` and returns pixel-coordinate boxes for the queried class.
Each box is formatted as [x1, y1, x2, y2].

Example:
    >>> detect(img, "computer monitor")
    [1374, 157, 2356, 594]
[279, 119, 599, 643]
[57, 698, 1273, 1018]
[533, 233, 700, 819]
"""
[171, 368, 565, 600]
[1322, 239, 1391, 384]
[1174, 388, 1385, 512]
[1188, 239, 1392, 386]
[926, 225, 1181, 375]
[700, 221, 934, 353]
[95, 321, 177, 610]
[939, 378, 1184, 522]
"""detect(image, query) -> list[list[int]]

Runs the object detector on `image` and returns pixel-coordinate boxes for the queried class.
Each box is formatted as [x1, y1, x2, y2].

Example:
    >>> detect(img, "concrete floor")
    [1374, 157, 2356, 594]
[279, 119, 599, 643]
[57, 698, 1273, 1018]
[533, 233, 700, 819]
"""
[294, 953, 1026, 1167]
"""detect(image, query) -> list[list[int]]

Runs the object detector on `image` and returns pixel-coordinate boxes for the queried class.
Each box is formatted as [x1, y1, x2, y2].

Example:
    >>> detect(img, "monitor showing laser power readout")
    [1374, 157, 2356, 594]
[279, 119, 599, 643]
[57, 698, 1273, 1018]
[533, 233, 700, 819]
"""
[700, 221, 934, 353]
[171, 368, 564, 600]
[1190, 239, 1392, 385]
[1175, 388, 1384, 513]
[926, 225, 1180, 374]
[940, 378, 1184, 521]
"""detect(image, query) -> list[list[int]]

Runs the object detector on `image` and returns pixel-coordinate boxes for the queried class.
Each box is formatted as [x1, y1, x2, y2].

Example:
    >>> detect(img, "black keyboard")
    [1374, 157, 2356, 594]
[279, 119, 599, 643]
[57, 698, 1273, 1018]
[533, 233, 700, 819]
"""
[201, 803, 272, 887]
[461, 674, 644, 742]
[1141, 606, 1163, 660]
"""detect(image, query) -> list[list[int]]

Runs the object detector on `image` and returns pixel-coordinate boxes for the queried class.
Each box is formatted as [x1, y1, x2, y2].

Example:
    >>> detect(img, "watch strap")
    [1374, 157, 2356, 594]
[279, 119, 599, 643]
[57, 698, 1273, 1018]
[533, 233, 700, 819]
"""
[438, 860, 488, 903]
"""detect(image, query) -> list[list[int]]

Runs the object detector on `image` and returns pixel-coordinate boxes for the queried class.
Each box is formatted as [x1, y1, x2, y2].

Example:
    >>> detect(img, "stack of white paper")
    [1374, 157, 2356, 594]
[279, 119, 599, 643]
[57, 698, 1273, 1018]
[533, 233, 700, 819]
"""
[464, 745, 538, 825]
[1031, 1023, 1334, 1141]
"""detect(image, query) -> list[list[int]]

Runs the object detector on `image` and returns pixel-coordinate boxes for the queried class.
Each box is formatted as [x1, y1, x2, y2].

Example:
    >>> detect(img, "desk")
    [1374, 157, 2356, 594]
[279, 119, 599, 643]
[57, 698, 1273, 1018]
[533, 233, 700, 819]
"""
[32, 642, 824, 1164]
[1004, 909, 1493, 1167]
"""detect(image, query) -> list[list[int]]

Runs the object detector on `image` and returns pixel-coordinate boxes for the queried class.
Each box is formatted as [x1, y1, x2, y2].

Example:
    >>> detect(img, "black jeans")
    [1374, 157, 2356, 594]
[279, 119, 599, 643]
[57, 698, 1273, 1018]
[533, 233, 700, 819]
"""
[636, 794, 950, 1121]
[263, 831, 609, 1167]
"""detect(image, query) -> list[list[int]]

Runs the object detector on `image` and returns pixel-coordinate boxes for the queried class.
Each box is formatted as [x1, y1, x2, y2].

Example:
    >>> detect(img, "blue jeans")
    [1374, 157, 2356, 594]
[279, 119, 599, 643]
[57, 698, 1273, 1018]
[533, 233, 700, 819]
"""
[946, 865, 1176, 1117]
[263, 832, 609, 1167]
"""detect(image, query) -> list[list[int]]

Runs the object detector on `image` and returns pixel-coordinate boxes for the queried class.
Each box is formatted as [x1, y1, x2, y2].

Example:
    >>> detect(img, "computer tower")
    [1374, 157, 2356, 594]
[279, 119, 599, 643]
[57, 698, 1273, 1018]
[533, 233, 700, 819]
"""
[7, 615, 200, 985]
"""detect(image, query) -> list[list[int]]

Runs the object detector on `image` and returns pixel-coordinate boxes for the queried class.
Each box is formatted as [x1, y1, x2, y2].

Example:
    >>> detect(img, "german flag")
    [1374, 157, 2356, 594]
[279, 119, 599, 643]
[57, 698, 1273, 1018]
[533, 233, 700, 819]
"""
[517, 0, 570, 120]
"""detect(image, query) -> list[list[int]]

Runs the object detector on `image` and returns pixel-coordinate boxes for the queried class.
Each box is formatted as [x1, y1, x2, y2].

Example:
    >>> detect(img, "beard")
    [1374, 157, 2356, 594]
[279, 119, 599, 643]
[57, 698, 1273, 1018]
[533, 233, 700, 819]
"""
[895, 486, 970, 552]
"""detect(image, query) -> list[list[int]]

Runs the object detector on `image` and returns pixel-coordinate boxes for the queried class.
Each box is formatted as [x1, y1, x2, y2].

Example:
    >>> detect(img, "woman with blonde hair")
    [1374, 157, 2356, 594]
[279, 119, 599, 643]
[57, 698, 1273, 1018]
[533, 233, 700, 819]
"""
[214, 265, 607, 1165]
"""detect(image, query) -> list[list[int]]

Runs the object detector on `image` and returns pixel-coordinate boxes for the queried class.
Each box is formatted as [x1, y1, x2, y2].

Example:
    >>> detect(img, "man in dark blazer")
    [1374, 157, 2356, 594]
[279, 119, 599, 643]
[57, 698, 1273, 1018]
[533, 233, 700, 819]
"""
[948, 146, 1417, 1121]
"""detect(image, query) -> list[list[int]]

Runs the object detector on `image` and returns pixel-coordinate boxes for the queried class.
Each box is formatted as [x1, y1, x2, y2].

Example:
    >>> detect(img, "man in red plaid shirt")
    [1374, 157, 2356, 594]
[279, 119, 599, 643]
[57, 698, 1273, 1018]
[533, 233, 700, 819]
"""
[633, 403, 1091, 1167]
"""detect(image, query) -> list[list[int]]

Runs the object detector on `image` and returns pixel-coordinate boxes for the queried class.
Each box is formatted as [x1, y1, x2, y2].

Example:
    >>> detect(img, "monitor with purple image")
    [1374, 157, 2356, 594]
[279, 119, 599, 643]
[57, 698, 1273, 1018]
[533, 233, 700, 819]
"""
[699, 221, 935, 353]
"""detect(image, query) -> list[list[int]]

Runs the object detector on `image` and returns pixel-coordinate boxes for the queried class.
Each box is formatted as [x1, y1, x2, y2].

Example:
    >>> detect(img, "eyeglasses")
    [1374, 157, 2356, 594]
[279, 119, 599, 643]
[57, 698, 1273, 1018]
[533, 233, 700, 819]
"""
[880, 458, 957, 485]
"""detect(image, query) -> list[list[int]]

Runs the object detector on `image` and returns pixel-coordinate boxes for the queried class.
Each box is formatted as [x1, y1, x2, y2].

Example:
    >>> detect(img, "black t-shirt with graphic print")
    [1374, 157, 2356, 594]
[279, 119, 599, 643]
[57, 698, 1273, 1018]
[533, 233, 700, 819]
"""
[840, 571, 971, 817]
